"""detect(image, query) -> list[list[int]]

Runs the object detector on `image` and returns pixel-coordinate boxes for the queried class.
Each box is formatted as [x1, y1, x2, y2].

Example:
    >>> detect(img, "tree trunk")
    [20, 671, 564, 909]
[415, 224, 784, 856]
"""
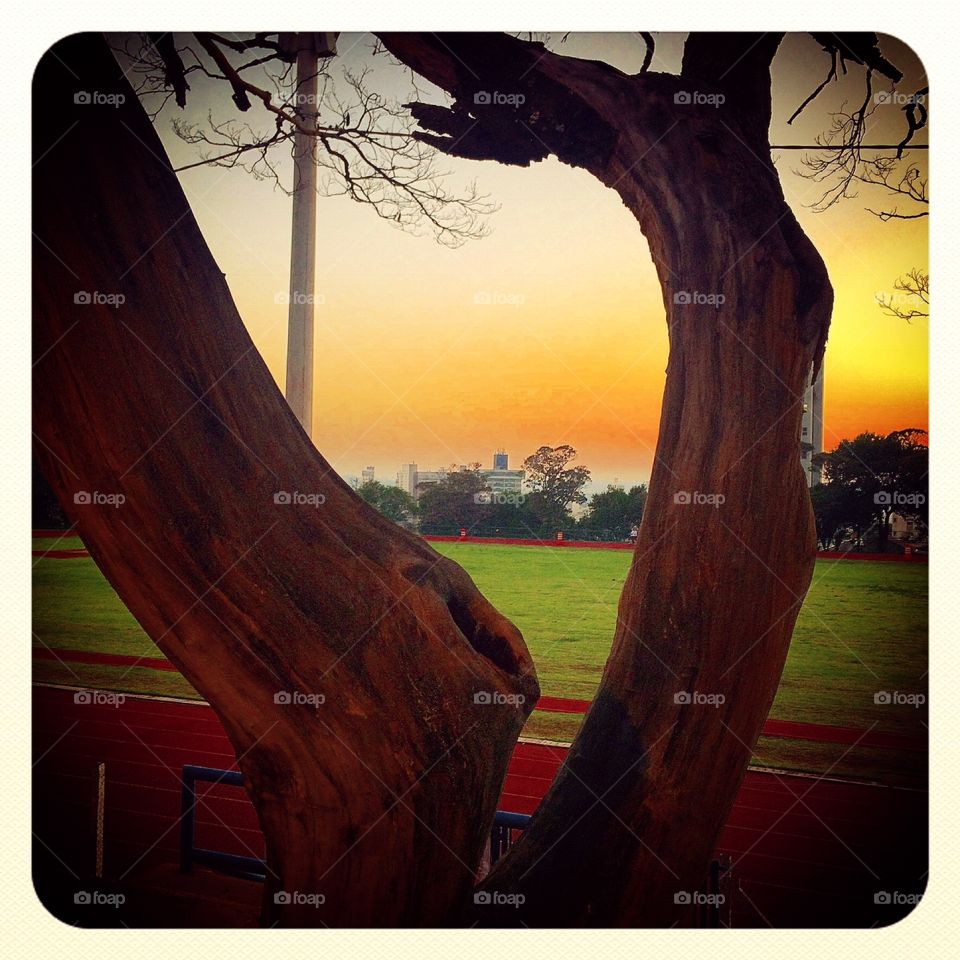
[485, 184, 828, 924]
[379, 33, 833, 925]
[32, 34, 538, 927]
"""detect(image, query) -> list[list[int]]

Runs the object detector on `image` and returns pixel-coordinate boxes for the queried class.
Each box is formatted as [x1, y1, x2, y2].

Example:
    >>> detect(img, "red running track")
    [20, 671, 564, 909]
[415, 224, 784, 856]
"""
[32, 685, 926, 927]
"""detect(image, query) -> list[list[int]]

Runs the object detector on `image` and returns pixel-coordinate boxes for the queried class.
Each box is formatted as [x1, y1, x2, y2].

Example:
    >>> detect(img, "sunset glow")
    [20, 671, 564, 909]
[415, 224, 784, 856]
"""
[157, 32, 927, 487]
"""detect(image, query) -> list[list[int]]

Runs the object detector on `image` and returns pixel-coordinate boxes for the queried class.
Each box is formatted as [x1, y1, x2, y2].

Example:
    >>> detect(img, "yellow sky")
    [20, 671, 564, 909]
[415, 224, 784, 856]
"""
[153, 32, 928, 488]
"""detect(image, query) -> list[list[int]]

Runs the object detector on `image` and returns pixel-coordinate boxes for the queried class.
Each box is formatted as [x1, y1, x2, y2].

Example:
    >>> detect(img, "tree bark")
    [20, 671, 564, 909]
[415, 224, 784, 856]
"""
[379, 32, 833, 925]
[32, 34, 538, 927]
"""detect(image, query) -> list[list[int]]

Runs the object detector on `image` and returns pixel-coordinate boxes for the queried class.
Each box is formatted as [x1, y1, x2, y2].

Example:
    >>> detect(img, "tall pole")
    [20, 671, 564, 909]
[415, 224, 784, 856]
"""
[285, 40, 319, 437]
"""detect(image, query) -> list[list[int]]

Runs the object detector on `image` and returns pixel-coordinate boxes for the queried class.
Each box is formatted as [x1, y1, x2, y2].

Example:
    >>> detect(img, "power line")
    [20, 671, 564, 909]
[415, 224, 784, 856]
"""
[770, 144, 927, 150]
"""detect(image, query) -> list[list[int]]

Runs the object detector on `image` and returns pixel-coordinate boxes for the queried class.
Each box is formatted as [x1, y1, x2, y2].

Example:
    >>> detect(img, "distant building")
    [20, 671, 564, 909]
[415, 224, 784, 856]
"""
[481, 450, 524, 494]
[361, 465, 375, 486]
[396, 463, 417, 497]
[397, 455, 525, 500]
[800, 363, 825, 487]
[414, 469, 446, 498]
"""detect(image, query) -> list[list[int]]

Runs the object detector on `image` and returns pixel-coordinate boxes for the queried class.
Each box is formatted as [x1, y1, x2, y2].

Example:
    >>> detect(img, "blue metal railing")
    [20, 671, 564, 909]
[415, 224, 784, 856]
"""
[490, 809, 531, 864]
[180, 764, 532, 882]
[180, 765, 268, 881]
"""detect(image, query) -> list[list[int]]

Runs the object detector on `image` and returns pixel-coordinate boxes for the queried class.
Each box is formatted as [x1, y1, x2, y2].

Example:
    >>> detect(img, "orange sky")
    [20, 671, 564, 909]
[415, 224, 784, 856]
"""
[151, 32, 928, 489]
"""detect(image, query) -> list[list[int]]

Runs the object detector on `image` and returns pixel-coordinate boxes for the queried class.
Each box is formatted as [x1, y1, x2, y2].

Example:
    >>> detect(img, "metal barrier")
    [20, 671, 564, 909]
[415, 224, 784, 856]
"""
[180, 765, 533, 882]
[181, 764, 728, 923]
[489, 810, 531, 865]
[179, 765, 267, 881]
[696, 855, 733, 928]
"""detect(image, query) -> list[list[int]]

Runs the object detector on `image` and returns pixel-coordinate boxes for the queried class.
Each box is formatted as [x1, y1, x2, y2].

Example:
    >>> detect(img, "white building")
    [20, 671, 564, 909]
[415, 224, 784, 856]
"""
[800, 363, 825, 486]
[480, 450, 524, 494]
[396, 454, 525, 500]
[413, 468, 447, 498]
[396, 463, 417, 496]
[361, 465, 375, 486]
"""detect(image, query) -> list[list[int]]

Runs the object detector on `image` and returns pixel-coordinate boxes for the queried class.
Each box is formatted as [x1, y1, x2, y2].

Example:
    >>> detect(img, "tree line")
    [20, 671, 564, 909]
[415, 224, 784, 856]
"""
[356, 444, 647, 541]
[811, 429, 928, 552]
[359, 429, 928, 552]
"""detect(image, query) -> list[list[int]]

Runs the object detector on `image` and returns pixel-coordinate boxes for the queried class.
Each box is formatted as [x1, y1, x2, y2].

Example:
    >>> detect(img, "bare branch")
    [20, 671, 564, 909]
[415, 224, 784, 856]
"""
[113, 32, 496, 246]
[877, 268, 929, 321]
[863, 160, 928, 220]
[148, 33, 190, 108]
[638, 32, 655, 74]
[788, 34, 926, 217]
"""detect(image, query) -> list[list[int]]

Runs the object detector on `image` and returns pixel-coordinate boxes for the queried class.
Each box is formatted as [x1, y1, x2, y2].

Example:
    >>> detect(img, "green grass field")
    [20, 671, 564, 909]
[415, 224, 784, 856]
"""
[32, 537, 928, 784]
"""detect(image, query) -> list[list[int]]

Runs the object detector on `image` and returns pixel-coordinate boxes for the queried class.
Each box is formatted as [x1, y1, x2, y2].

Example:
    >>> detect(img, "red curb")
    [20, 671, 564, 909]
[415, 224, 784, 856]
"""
[32, 549, 90, 558]
[33, 647, 181, 672]
[31, 531, 926, 562]
[424, 536, 927, 560]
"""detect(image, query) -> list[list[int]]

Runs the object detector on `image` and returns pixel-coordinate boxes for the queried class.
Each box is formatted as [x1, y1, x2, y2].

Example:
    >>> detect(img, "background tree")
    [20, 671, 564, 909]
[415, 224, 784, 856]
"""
[577, 483, 648, 541]
[356, 479, 417, 527]
[814, 429, 928, 551]
[470, 492, 539, 539]
[521, 445, 591, 533]
[416, 467, 489, 534]
[809, 481, 864, 550]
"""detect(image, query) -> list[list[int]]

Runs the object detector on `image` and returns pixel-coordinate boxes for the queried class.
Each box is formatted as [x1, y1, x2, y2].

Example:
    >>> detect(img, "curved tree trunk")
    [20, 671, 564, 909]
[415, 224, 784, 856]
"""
[379, 33, 833, 925]
[32, 34, 538, 926]
[34, 31, 834, 927]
